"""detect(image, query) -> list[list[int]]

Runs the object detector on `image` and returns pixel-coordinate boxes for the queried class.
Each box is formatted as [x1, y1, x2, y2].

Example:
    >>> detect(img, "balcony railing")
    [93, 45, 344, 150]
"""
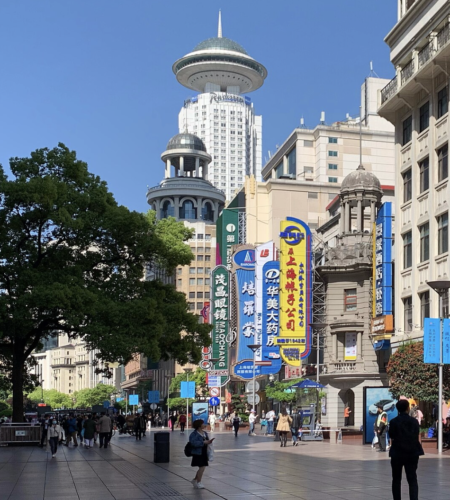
[401, 59, 415, 85]
[381, 76, 398, 104]
[328, 362, 357, 373]
[438, 24, 450, 50]
[418, 41, 434, 69]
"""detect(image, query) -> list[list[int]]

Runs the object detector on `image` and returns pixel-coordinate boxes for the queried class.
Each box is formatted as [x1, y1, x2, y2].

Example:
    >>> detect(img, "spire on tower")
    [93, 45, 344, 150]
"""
[218, 10, 222, 38]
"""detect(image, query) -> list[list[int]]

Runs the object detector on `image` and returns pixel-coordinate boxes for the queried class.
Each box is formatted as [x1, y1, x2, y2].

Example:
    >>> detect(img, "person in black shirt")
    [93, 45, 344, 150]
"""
[389, 399, 424, 500]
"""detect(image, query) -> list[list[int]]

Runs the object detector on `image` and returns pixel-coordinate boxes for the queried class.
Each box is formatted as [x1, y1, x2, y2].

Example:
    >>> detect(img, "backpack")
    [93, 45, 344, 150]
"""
[184, 441, 193, 457]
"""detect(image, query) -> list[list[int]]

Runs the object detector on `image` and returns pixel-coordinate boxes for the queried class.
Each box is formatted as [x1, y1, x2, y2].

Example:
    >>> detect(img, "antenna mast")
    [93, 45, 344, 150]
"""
[218, 10, 222, 38]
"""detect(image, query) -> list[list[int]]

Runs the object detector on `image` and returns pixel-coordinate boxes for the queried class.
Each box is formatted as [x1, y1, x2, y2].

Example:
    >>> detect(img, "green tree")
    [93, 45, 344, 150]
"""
[265, 378, 303, 404]
[0, 144, 212, 421]
[387, 341, 450, 402]
[73, 383, 115, 408]
[27, 388, 73, 409]
[230, 393, 248, 418]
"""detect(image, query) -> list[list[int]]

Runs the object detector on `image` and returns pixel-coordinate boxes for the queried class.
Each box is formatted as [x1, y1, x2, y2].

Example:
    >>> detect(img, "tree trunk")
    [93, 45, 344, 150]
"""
[12, 348, 25, 422]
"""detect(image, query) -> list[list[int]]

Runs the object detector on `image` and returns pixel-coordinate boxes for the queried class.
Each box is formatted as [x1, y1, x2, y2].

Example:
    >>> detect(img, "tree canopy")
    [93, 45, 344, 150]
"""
[265, 378, 303, 404]
[386, 341, 450, 402]
[0, 144, 212, 420]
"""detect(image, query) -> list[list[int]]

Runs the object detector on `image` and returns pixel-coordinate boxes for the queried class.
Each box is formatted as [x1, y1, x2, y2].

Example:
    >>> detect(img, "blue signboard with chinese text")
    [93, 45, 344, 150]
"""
[181, 381, 196, 398]
[129, 394, 139, 406]
[374, 203, 393, 317]
[424, 318, 440, 363]
[261, 261, 281, 374]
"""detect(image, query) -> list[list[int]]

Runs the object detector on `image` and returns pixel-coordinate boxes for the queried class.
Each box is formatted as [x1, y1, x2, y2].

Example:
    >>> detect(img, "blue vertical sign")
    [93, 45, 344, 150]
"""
[148, 391, 160, 404]
[375, 202, 393, 317]
[181, 381, 196, 398]
[261, 261, 281, 375]
[424, 318, 440, 363]
[129, 394, 139, 406]
[443, 319, 450, 364]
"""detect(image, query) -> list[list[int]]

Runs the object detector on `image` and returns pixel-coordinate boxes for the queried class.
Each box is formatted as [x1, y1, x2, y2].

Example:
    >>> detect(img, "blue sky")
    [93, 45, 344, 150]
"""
[0, 0, 397, 213]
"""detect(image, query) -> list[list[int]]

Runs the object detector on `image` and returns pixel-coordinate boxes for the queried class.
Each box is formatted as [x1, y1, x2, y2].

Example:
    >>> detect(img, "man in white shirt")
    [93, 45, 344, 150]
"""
[248, 410, 257, 436]
[266, 410, 275, 435]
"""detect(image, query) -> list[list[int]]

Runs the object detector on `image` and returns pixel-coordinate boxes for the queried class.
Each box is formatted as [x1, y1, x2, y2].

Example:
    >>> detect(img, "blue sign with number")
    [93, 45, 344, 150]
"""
[424, 318, 440, 363]
[103, 400, 110, 408]
[148, 391, 160, 404]
[181, 381, 196, 398]
[209, 397, 220, 406]
[129, 394, 139, 406]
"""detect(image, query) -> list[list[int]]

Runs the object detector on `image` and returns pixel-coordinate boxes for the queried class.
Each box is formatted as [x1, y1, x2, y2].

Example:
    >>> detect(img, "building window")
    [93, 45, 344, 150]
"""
[197, 278, 203, 286]
[438, 212, 449, 254]
[403, 231, 412, 268]
[205, 278, 210, 285]
[438, 144, 448, 182]
[402, 115, 412, 146]
[438, 87, 448, 118]
[197, 268, 204, 274]
[328, 177, 338, 183]
[180, 200, 197, 220]
[189, 267, 195, 274]
[419, 157, 429, 193]
[188, 302, 195, 311]
[328, 151, 338, 157]
[344, 289, 357, 311]
[201, 202, 214, 222]
[205, 234, 211, 241]
[275, 163, 283, 179]
[328, 164, 338, 170]
[287, 147, 296, 176]
[205, 255, 211, 261]
[419, 102, 430, 132]
[402, 169, 412, 202]
[177, 279, 182, 287]
[189, 278, 195, 286]
[189, 292, 195, 299]
[197, 292, 203, 298]
[329, 137, 338, 144]
[403, 296, 413, 333]
[419, 223, 429, 262]
[420, 291, 430, 327]
[197, 234, 204, 240]
[160, 201, 175, 219]
[205, 291, 210, 299]
[177, 268, 182, 275]
[308, 192, 318, 199]
[197, 255, 203, 261]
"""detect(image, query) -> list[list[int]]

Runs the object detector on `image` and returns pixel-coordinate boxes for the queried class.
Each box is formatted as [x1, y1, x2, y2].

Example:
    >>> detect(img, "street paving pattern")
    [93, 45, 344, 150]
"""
[1, 428, 450, 499]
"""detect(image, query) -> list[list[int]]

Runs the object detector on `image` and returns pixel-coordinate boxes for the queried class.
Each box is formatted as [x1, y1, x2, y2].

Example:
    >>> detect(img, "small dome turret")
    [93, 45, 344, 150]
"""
[341, 165, 381, 193]
[166, 133, 207, 153]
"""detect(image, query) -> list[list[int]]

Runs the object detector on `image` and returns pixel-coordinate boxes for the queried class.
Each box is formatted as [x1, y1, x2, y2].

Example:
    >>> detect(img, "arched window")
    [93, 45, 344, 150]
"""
[180, 200, 197, 220]
[202, 202, 214, 221]
[161, 200, 175, 219]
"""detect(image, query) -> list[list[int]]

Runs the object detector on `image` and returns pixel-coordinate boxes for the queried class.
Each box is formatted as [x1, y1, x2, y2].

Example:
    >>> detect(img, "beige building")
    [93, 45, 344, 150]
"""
[50, 344, 76, 395]
[378, 0, 450, 346]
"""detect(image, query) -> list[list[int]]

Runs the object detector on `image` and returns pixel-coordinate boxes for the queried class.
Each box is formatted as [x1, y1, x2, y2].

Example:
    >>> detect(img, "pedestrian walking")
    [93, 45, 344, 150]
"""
[248, 410, 256, 435]
[141, 414, 147, 437]
[98, 412, 112, 449]
[344, 404, 352, 427]
[208, 412, 216, 432]
[65, 414, 78, 447]
[232, 414, 241, 437]
[39, 416, 49, 448]
[83, 414, 96, 449]
[389, 399, 424, 500]
[179, 412, 187, 433]
[48, 420, 61, 458]
[260, 417, 267, 434]
[189, 419, 215, 490]
[376, 404, 389, 452]
[276, 407, 292, 447]
[266, 410, 275, 435]
[291, 408, 302, 446]
[170, 412, 177, 432]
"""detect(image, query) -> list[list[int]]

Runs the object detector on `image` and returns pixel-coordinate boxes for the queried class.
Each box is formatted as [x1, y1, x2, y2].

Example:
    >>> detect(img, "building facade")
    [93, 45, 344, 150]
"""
[173, 13, 267, 200]
[378, 0, 450, 346]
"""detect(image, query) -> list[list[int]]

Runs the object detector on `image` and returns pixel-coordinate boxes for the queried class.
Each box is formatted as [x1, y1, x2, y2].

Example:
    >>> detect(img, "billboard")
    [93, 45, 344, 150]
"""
[192, 403, 209, 425]
[277, 217, 313, 366]
[373, 202, 393, 317]
[211, 266, 230, 386]
[363, 387, 398, 444]
[216, 209, 239, 269]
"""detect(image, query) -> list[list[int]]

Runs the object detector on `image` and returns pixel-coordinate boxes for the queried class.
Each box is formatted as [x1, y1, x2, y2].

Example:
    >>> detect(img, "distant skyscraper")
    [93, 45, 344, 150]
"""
[173, 12, 267, 201]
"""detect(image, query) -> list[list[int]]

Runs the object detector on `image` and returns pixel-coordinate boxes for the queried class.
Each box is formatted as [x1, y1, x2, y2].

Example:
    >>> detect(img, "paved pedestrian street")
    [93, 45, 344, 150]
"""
[1, 430, 450, 500]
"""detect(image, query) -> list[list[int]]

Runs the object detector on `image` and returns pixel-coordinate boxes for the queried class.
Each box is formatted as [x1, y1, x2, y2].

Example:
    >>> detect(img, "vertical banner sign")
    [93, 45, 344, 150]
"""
[232, 247, 261, 379]
[374, 202, 393, 317]
[444, 319, 450, 365]
[261, 261, 282, 374]
[255, 242, 276, 365]
[278, 217, 312, 367]
[211, 266, 230, 386]
[423, 318, 440, 363]
[216, 209, 239, 269]
[344, 332, 357, 361]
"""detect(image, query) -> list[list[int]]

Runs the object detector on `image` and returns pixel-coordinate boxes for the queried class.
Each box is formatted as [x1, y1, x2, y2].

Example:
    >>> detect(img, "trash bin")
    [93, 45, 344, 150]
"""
[154, 431, 170, 463]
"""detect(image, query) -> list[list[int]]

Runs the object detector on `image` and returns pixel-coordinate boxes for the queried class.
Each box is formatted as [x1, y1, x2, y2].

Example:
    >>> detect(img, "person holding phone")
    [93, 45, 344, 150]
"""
[189, 419, 215, 489]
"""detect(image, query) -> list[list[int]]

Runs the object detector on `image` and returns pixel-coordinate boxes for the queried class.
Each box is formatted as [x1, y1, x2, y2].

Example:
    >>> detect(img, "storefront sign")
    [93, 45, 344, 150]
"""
[211, 266, 230, 385]
[424, 318, 450, 364]
[373, 203, 393, 317]
[277, 217, 312, 366]
[216, 209, 239, 269]
[344, 332, 357, 361]
[371, 315, 394, 335]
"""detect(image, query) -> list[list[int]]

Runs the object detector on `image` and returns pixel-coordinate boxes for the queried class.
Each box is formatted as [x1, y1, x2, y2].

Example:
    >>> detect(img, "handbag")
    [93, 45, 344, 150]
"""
[207, 442, 214, 462]
[184, 442, 193, 457]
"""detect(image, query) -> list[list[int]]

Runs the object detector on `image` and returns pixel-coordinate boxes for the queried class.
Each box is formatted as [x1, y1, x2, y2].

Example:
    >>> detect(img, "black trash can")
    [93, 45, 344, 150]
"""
[154, 431, 170, 463]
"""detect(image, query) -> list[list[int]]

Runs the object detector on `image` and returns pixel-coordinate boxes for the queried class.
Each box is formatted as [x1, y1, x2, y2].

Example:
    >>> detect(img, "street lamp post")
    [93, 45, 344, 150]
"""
[165, 374, 172, 417]
[183, 368, 193, 428]
[41, 380, 44, 403]
[427, 280, 450, 454]
[247, 345, 261, 413]
[310, 323, 328, 384]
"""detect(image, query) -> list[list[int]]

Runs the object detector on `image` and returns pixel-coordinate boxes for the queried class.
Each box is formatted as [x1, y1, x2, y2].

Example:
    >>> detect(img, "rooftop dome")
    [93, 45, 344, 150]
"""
[166, 133, 207, 152]
[192, 36, 248, 55]
[341, 165, 381, 192]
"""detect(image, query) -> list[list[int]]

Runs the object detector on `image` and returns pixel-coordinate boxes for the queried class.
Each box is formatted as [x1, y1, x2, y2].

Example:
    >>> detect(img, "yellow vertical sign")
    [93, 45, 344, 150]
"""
[277, 218, 312, 367]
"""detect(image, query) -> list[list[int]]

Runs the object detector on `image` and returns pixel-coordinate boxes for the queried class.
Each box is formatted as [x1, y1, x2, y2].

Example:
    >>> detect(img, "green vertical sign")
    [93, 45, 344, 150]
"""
[217, 209, 239, 269]
[211, 265, 230, 386]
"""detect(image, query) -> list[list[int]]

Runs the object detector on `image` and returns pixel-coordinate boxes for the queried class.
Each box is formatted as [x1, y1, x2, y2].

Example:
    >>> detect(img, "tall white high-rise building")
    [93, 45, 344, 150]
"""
[173, 12, 267, 201]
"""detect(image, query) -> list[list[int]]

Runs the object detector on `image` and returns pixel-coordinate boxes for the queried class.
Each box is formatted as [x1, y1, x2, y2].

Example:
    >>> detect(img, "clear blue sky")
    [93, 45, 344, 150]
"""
[0, 0, 397, 213]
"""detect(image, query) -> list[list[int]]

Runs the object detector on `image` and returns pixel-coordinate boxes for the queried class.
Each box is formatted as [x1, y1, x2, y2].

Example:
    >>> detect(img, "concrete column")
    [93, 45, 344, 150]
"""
[179, 156, 185, 177]
[154, 199, 161, 218]
[357, 331, 362, 359]
[344, 203, 350, 233]
[332, 334, 337, 360]
[195, 157, 200, 178]
[174, 196, 180, 219]
[165, 159, 171, 178]
[356, 199, 362, 232]
[370, 201, 376, 223]
[213, 201, 220, 222]
[203, 163, 209, 180]
[197, 198, 203, 220]
[339, 202, 345, 234]
[271, 169, 276, 179]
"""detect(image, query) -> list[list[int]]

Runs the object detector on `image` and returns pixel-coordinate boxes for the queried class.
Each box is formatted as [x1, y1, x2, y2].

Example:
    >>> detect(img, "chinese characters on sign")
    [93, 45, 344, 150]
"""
[345, 332, 357, 361]
[211, 266, 230, 386]
[278, 218, 312, 367]
[424, 318, 440, 364]
[373, 203, 393, 317]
